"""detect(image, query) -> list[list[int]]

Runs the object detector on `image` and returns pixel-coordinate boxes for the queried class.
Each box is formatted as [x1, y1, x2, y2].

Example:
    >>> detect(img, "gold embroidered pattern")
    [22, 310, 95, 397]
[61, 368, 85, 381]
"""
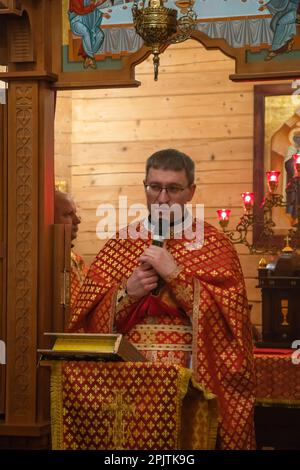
[50, 361, 217, 450]
[68, 221, 255, 449]
[164, 266, 183, 283]
[101, 389, 135, 449]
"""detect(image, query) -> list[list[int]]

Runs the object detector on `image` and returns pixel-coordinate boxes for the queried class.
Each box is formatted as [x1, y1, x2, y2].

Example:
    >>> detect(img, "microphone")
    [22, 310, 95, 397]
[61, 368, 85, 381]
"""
[151, 218, 169, 296]
[152, 218, 165, 247]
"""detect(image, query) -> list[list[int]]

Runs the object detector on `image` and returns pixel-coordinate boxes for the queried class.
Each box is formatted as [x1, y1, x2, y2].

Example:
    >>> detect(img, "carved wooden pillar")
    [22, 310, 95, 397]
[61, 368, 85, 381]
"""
[6, 81, 39, 425]
[0, 78, 55, 447]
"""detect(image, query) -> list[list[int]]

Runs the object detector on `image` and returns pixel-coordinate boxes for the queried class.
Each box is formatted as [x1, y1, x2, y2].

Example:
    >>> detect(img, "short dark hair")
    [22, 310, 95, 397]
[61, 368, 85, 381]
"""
[145, 149, 195, 185]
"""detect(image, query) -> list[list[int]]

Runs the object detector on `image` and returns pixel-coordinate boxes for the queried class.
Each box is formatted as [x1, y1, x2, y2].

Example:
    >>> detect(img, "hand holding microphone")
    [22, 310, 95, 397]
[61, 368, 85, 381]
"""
[126, 219, 178, 298]
[139, 245, 178, 280]
[126, 244, 178, 299]
[126, 262, 159, 299]
[139, 218, 178, 295]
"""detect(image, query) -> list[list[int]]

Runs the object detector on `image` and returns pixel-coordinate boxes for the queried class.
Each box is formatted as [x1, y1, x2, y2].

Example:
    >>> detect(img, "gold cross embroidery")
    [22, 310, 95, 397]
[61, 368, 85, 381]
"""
[102, 389, 135, 449]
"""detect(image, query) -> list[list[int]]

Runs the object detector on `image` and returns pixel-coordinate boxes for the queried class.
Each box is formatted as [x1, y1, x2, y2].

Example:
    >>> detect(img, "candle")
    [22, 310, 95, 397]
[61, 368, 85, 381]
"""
[266, 170, 280, 192]
[216, 209, 231, 229]
[241, 192, 254, 212]
[293, 153, 300, 176]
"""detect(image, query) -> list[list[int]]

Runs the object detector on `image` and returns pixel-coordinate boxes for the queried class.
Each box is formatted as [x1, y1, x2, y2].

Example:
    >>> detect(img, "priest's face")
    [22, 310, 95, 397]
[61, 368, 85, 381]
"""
[54, 194, 81, 241]
[144, 168, 196, 223]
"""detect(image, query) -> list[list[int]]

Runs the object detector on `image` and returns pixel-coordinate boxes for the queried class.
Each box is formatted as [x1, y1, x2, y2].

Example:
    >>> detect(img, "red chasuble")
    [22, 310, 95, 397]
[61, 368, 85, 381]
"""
[68, 221, 256, 450]
[69, 0, 98, 15]
[70, 250, 88, 309]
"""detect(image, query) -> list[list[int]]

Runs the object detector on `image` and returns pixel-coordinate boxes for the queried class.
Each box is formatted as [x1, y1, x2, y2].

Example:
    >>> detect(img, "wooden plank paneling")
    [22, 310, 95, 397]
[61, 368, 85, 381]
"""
[54, 92, 72, 189]
[245, 278, 262, 303]
[71, 115, 252, 143]
[72, 168, 252, 187]
[250, 302, 262, 326]
[70, 138, 254, 164]
[71, 72, 252, 98]
[239, 254, 263, 278]
[71, 159, 252, 176]
[71, 92, 253, 122]
[137, 41, 234, 73]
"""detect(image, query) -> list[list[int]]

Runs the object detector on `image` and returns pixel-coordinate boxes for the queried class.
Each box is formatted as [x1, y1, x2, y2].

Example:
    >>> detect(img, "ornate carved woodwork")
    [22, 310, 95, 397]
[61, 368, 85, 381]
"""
[0, 2, 33, 65]
[6, 82, 38, 422]
[2, 2, 300, 88]
[0, 79, 54, 447]
[0, 1, 22, 15]
[8, 12, 33, 63]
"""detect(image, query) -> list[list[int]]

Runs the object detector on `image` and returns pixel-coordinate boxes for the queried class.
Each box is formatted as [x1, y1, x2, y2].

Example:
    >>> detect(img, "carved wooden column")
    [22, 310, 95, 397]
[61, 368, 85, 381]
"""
[0, 78, 55, 448]
[0, 0, 58, 447]
[6, 81, 39, 425]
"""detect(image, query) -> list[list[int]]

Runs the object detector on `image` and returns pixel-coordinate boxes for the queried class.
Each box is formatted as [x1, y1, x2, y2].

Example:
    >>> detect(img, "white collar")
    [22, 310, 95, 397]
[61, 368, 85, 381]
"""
[142, 210, 194, 238]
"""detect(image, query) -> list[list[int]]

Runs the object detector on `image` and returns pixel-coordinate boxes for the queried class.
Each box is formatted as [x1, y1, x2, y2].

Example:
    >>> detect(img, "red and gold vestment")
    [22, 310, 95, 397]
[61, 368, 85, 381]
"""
[68, 221, 256, 449]
[70, 250, 88, 309]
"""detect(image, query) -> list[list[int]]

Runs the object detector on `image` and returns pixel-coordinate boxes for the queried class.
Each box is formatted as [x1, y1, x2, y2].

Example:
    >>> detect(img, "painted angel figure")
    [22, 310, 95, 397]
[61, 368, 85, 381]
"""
[259, 0, 300, 60]
[68, 0, 107, 69]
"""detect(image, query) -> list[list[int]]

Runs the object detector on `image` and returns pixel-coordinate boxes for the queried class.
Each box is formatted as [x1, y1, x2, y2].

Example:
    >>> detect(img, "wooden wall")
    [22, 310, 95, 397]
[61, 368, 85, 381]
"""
[54, 39, 281, 329]
[54, 91, 72, 191]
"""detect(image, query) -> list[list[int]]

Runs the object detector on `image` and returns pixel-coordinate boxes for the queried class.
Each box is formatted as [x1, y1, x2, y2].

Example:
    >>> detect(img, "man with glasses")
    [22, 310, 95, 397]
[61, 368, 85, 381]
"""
[68, 149, 256, 449]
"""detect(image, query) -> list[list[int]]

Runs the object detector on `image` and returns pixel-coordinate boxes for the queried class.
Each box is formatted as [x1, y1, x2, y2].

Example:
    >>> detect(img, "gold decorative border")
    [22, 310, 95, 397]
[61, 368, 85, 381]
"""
[192, 277, 200, 377]
[133, 343, 192, 351]
[50, 362, 64, 450]
[190, 376, 219, 450]
[176, 367, 192, 448]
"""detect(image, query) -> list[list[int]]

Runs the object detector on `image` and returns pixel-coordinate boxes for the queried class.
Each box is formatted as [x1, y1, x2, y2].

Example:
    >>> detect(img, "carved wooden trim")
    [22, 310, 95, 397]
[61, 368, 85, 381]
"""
[14, 85, 35, 416]
[0, 71, 58, 81]
[6, 81, 38, 423]
[8, 12, 33, 63]
[0, 0, 22, 16]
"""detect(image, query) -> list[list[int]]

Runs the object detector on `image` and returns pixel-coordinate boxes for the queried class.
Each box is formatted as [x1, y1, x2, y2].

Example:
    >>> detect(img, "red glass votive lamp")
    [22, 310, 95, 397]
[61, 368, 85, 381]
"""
[241, 192, 254, 213]
[293, 153, 300, 177]
[216, 208, 231, 229]
[266, 170, 280, 193]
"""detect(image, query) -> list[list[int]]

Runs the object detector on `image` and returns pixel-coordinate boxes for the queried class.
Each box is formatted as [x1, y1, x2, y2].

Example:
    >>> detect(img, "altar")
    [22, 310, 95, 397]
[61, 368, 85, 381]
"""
[50, 361, 218, 450]
[254, 349, 300, 449]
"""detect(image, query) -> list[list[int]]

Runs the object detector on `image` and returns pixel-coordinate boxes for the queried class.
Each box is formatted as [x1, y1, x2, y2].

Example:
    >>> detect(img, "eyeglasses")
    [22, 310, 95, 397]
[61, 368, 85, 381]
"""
[144, 183, 189, 196]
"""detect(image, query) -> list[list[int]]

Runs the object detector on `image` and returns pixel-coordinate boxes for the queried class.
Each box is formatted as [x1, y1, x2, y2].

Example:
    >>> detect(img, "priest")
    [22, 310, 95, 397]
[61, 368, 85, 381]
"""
[54, 190, 87, 309]
[68, 148, 256, 450]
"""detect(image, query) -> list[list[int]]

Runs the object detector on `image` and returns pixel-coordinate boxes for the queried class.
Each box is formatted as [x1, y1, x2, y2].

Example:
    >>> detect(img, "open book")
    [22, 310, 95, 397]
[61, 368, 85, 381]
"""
[38, 333, 147, 362]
